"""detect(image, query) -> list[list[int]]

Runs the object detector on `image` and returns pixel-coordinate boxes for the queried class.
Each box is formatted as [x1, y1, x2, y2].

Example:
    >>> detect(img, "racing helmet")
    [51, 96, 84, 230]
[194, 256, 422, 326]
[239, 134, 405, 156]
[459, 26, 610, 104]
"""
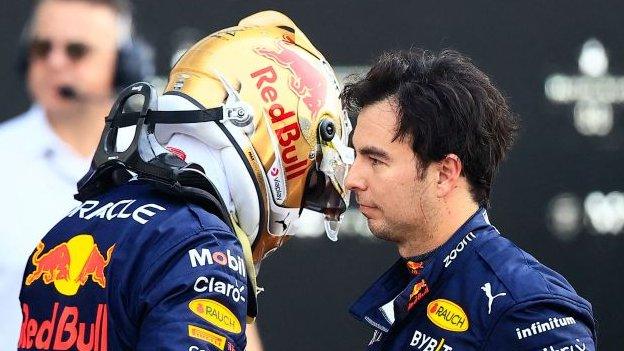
[158, 11, 353, 262]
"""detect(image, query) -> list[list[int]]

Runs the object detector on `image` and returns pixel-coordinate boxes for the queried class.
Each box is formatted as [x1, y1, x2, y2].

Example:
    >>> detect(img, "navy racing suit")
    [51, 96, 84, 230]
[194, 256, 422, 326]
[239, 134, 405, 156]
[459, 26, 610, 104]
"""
[18, 180, 252, 351]
[350, 208, 596, 351]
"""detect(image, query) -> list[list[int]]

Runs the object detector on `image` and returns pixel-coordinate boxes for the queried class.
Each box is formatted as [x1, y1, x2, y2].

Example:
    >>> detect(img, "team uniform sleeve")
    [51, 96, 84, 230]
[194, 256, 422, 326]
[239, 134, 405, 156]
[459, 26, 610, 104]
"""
[133, 228, 249, 351]
[482, 299, 596, 351]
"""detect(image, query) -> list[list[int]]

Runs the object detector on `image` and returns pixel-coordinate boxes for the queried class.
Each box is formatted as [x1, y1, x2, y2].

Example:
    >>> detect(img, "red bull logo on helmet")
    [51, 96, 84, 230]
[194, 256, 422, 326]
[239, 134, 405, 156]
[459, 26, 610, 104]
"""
[25, 234, 115, 296]
[255, 40, 327, 118]
[250, 58, 310, 181]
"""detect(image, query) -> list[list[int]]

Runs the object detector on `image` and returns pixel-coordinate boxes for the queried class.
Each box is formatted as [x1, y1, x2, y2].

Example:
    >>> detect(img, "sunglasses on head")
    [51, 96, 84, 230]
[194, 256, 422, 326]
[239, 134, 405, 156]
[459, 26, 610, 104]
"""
[29, 38, 91, 62]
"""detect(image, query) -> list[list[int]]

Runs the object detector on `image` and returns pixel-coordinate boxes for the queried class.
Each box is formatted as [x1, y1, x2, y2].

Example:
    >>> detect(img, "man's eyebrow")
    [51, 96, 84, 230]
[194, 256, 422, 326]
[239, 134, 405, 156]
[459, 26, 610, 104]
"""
[357, 146, 390, 160]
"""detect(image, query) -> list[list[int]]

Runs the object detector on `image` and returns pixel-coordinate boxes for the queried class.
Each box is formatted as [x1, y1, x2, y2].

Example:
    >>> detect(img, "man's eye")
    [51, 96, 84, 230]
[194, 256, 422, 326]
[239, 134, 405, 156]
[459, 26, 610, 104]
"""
[370, 158, 380, 166]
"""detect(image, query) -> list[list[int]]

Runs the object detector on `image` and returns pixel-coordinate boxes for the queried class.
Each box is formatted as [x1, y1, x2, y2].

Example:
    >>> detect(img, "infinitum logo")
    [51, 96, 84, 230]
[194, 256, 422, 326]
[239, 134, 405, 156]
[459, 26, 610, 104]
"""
[516, 316, 576, 339]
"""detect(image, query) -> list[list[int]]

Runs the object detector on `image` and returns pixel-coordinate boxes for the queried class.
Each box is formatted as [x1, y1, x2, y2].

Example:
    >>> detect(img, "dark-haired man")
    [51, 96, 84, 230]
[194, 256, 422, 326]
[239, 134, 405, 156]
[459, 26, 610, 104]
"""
[344, 50, 596, 350]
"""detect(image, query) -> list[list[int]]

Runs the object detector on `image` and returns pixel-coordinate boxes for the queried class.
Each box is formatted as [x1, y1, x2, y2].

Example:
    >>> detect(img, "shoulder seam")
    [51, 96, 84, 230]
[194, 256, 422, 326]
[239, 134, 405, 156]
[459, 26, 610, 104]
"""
[516, 243, 554, 296]
[475, 238, 555, 302]
[185, 202, 231, 234]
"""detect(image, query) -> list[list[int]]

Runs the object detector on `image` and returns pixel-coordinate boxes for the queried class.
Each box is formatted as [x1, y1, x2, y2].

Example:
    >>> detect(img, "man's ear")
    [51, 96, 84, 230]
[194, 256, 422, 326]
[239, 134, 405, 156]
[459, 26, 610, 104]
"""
[436, 154, 462, 198]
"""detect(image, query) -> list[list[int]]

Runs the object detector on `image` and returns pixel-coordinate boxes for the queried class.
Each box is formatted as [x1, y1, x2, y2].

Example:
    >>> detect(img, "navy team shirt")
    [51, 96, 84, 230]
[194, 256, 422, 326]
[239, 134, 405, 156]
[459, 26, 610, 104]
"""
[19, 180, 249, 351]
[350, 208, 596, 351]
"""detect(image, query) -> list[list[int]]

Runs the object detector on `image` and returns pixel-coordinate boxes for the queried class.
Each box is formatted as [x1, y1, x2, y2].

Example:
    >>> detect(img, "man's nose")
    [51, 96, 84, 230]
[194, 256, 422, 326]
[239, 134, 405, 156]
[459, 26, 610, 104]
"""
[345, 158, 366, 191]
[45, 46, 72, 70]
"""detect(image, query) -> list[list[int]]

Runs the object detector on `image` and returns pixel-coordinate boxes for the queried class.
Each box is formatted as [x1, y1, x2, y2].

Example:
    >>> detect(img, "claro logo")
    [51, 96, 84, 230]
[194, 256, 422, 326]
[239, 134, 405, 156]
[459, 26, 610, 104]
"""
[426, 299, 469, 332]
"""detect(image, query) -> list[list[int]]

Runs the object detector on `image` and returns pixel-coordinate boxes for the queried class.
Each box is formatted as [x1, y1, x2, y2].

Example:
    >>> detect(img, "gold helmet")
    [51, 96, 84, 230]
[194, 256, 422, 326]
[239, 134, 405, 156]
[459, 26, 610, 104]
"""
[164, 11, 353, 263]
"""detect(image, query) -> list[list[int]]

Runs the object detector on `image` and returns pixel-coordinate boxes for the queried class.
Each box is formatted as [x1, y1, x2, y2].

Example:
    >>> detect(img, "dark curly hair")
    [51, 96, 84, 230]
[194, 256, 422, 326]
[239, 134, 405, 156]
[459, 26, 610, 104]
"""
[341, 49, 519, 207]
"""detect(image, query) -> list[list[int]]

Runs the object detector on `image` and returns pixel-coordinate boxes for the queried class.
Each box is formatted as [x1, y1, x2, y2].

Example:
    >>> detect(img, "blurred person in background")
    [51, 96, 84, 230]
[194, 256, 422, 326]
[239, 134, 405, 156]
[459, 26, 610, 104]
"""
[343, 50, 596, 350]
[0, 0, 155, 348]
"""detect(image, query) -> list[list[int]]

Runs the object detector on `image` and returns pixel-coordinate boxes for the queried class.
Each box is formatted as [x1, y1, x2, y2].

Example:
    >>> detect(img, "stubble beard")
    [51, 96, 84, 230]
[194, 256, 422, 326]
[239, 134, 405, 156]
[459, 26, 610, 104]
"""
[367, 218, 397, 242]
[367, 196, 437, 255]
[367, 214, 422, 244]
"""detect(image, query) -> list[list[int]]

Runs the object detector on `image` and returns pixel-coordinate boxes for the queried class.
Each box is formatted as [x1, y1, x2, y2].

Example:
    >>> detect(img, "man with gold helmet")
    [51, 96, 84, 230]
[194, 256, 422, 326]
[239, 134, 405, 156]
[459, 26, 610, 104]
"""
[17, 10, 353, 351]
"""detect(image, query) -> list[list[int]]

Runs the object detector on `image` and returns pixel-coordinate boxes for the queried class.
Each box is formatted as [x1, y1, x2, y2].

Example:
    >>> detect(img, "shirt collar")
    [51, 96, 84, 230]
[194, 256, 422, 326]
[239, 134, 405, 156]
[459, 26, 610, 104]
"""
[349, 207, 495, 331]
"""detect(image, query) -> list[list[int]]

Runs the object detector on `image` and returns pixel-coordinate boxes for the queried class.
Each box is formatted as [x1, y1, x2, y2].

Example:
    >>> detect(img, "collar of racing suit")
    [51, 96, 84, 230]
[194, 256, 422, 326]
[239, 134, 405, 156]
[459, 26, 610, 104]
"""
[230, 215, 259, 324]
[349, 207, 494, 332]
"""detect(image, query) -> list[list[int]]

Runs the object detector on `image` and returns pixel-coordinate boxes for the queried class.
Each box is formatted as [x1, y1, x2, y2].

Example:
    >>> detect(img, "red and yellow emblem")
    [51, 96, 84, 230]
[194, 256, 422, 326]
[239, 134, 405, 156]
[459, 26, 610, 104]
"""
[406, 260, 425, 275]
[25, 234, 115, 296]
[427, 299, 469, 332]
[407, 279, 430, 311]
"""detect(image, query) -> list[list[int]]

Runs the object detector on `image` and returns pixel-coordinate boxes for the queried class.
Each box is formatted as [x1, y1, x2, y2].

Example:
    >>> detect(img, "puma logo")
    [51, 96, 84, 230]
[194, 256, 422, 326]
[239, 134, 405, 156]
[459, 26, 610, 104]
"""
[481, 282, 506, 315]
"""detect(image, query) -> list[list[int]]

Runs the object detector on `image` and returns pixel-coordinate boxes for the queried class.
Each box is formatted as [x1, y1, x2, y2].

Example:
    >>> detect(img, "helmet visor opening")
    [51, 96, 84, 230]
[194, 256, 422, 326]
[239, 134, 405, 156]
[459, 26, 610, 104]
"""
[301, 168, 347, 221]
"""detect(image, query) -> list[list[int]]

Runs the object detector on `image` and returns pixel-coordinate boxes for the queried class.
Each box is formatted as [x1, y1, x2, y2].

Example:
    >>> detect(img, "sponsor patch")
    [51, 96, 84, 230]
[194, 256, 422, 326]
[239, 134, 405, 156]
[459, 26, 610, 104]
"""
[19, 302, 108, 350]
[407, 279, 429, 311]
[426, 299, 469, 332]
[406, 261, 424, 275]
[25, 235, 115, 296]
[188, 248, 246, 278]
[68, 199, 165, 225]
[193, 276, 246, 303]
[188, 325, 227, 350]
[542, 339, 587, 351]
[268, 164, 286, 205]
[189, 299, 242, 334]
[442, 232, 476, 268]
[410, 329, 453, 350]
[515, 316, 577, 340]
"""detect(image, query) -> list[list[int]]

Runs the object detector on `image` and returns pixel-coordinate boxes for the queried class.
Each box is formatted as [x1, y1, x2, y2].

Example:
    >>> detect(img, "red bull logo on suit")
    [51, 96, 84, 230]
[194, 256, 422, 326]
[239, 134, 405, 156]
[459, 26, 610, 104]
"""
[19, 303, 108, 351]
[25, 234, 115, 296]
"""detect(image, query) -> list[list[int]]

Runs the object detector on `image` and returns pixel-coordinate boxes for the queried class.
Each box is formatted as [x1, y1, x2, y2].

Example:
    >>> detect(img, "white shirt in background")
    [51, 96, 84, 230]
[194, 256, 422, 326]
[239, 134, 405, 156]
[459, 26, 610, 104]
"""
[0, 105, 90, 349]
